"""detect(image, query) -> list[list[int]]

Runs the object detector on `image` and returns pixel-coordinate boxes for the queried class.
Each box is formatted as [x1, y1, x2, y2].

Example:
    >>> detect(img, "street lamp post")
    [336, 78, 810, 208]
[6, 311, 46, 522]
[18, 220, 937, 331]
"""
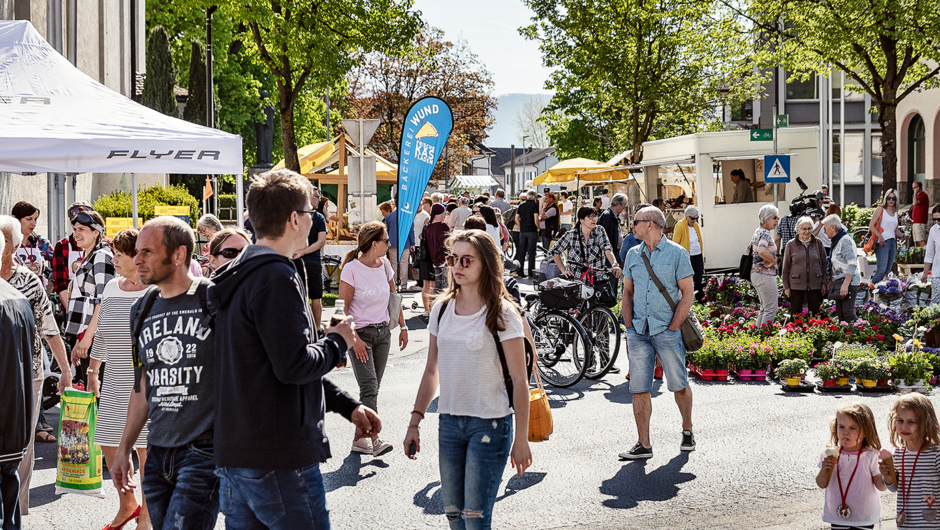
[522, 135, 529, 190]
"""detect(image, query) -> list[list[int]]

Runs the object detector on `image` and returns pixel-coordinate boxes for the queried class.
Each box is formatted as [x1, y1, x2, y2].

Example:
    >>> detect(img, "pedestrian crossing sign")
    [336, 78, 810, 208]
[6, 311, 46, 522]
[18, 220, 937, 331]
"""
[764, 155, 790, 183]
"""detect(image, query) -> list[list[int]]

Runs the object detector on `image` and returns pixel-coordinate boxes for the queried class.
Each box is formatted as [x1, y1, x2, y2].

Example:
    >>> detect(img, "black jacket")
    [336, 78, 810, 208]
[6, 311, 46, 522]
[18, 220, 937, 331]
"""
[597, 207, 623, 258]
[207, 245, 357, 470]
[0, 279, 35, 464]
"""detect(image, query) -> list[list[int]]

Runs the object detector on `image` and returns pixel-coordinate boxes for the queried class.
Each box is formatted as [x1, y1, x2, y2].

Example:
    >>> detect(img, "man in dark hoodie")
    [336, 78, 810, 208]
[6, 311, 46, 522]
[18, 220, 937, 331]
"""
[111, 216, 219, 530]
[0, 229, 36, 530]
[209, 169, 378, 528]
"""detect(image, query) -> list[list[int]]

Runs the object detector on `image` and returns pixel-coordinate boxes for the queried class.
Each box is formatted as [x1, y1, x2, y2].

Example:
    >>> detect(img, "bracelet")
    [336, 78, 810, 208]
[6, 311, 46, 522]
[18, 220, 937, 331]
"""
[411, 409, 425, 419]
[88, 368, 100, 375]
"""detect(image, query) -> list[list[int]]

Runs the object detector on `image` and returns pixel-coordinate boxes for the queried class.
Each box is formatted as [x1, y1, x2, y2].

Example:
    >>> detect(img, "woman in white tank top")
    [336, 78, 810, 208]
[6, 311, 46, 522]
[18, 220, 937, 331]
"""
[870, 189, 904, 283]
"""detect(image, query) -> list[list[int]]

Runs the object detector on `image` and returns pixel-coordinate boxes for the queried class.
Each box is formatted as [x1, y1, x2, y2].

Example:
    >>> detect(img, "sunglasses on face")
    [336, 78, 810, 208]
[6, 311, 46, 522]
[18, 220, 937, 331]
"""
[933, 217, 940, 223]
[887, 197, 897, 201]
[688, 216, 699, 221]
[632, 219, 650, 226]
[445, 254, 476, 268]
[213, 248, 241, 259]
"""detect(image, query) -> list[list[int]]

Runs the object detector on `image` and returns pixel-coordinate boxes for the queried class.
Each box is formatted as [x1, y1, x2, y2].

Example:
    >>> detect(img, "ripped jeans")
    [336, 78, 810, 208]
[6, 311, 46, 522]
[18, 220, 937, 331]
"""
[438, 414, 513, 530]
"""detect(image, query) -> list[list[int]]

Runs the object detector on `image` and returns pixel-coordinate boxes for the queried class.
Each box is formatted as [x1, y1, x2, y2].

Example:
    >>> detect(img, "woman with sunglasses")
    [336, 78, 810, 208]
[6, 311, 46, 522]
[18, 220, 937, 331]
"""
[672, 205, 705, 302]
[404, 229, 531, 529]
[85, 229, 152, 530]
[750, 205, 780, 328]
[205, 228, 251, 277]
[65, 210, 115, 384]
[547, 206, 623, 288]
[921, 206, 940, 305]
[339, 220, 408, 457]
[52, 202, 95, 308]
[868, 188, 904, 283]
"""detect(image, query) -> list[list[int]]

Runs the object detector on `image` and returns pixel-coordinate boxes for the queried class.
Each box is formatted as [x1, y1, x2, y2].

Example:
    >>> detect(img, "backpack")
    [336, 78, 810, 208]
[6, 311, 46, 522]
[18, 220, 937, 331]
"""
[436, 300, 534, 410]
[503, 205, 518, 230]
[130, 279, 214, 392]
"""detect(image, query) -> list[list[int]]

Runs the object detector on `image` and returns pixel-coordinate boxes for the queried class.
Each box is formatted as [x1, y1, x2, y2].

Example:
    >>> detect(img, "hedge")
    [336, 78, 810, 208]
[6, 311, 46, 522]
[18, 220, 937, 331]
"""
[93, 184, 201, 228]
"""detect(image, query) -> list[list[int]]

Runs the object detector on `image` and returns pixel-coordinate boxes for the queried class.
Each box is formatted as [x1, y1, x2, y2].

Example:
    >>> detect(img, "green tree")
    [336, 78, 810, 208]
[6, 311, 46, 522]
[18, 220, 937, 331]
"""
[521, 0, 759, 163]
[727, 0, 940, 192]
[221, 0, 422, 172]
[183, 38, 207, 126]
[142, 26, 178, 116]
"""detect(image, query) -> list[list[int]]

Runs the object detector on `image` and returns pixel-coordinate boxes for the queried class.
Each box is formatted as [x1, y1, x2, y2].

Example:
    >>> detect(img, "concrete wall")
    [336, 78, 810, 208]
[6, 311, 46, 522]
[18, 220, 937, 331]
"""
[896, 88, 940, 205]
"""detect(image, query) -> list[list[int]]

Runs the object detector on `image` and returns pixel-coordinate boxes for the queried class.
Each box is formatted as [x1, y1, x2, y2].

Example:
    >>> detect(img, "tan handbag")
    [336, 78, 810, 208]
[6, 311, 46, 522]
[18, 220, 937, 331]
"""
[528, 367, 553, 442]
[384, 259, 402, 331]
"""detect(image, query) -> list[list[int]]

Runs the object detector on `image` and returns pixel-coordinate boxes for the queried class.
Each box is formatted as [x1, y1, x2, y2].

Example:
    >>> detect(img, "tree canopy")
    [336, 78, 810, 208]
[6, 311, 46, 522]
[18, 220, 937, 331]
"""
[219, 0, 422, 172]
[344, 25, 496, 182]
[142, 26, 178, 116]
[183, 38, 207, 126]
[522, 0, 759, 163]
[729, 0, 940, 192]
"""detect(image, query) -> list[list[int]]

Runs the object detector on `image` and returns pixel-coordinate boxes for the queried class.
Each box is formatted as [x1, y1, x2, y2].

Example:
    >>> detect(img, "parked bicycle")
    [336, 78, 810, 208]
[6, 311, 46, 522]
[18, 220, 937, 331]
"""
[523, 281, 592, 388]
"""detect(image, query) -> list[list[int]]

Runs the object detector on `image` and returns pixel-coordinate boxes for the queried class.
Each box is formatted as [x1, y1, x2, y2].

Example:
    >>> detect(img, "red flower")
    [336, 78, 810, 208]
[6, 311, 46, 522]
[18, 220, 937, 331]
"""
[877, 334, 884, 340]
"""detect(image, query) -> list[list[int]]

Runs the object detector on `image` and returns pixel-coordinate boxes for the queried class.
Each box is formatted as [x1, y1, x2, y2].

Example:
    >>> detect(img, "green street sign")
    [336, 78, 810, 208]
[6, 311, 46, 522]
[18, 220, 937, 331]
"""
[750, 129, 773, 141]
[776, 114, 789, 127]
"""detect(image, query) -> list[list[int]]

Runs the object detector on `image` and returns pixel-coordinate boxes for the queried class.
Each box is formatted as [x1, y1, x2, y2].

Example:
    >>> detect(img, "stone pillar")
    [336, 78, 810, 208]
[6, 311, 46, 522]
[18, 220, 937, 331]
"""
[925, 180, 940, 209]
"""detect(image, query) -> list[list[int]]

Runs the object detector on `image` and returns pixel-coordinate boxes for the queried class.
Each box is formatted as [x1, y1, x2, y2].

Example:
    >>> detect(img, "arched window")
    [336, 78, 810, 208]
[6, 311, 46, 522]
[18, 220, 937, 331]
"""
[910, 114, 926, 180]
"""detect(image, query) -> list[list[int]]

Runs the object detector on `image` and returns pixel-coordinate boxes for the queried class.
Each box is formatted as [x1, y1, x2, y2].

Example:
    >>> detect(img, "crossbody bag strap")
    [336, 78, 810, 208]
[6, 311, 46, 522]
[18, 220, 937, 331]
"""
[131, 286, 160, 393]
[640, 251, 678, 312]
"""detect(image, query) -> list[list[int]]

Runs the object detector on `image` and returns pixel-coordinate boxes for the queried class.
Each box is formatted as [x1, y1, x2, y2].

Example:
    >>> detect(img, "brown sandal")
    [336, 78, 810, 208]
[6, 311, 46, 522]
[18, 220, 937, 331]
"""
[35, 430, 56, 443]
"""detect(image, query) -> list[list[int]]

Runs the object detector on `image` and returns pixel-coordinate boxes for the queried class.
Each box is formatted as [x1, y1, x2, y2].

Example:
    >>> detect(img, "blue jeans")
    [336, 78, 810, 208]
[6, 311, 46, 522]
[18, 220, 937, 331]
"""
[873, 238, 896, 283]
[143, 442, 220, 530]
[217, 464, 330, 529]
[626, 327, 689, 393]
[438, 414, 513, 530]
[0, 462, 21, 530]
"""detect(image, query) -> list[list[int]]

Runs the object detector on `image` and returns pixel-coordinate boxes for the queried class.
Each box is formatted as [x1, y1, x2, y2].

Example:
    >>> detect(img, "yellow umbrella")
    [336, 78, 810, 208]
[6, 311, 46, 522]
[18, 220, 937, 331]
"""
[533, 157, 615, 185]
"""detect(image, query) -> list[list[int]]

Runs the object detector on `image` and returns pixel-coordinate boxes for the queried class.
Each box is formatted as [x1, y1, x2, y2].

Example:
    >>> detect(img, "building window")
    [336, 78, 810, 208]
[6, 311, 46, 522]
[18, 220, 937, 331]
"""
[786, 71, 817, 100]
[730, 100, 753, 121]
[909, 114, 926, 182]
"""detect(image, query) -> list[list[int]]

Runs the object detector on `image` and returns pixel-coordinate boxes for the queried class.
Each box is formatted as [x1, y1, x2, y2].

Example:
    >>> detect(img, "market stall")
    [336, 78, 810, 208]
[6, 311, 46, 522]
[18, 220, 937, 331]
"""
[0, 21, 244, 230]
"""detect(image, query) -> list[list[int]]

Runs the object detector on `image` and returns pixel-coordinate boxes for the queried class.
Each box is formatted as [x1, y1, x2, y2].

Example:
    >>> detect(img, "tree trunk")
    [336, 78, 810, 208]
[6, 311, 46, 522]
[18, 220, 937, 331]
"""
[877, 94, 899, 197]
[279, 93, 300, 172]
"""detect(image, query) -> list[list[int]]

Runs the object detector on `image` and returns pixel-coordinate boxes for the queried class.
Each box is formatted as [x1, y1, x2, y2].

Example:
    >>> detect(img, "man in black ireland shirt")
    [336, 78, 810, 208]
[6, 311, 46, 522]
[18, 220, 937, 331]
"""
[111, 216, 220, 530]
[209, 169, 378, 528]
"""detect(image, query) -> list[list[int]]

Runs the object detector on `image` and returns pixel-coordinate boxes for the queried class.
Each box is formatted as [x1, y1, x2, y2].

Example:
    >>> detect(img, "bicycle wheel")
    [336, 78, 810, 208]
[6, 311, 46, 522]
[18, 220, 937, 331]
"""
[581, 306, 622, 379]
[531, 311, 591, 387]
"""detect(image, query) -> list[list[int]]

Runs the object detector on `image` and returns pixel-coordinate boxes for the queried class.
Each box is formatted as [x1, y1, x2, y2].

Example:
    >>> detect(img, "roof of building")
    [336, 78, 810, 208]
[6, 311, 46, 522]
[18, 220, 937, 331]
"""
[500, 146, 556, 169]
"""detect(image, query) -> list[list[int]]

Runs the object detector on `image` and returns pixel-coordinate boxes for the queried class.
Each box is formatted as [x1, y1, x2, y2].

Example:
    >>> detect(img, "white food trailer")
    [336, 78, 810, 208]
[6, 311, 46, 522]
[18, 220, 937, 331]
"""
[624, 127, 821, 270]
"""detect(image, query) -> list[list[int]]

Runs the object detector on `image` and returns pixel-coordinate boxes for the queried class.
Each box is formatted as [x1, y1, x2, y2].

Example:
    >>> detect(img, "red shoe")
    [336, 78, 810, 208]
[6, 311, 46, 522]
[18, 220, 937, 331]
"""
[102, 505, 141, 530]
[654, 366, 664, 379]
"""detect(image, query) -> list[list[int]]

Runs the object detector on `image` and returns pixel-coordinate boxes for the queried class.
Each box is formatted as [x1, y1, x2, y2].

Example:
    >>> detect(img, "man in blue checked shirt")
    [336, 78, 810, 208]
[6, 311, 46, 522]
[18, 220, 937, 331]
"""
[620, 206, 696, 460]
[384, 200, 416, 292]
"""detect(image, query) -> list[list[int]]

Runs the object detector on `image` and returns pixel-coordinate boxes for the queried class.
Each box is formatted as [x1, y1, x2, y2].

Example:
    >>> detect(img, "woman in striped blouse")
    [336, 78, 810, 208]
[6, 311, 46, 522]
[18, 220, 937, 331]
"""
[87, 229, 151, 530]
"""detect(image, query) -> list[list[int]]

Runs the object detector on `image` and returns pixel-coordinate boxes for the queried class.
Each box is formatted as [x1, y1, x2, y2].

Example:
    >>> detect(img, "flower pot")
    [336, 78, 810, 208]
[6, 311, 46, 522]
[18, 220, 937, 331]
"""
[877, 379, 889, 387]
[784, 377, 801, 386]
[823, 379, 837, 387]
[861, 379, 877, 387]
[837, 378, 850, 386]
[754, 369, 767, 381]
[700, 369, 714, 381]
[931, 376, 940, 385]
[715, 369, 729, 381]
[738, 369, 753, 381]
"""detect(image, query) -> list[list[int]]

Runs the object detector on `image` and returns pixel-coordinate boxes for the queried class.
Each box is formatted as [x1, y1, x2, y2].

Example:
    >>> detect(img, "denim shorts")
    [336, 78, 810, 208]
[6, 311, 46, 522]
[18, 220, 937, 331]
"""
[626, 327, 689, 393]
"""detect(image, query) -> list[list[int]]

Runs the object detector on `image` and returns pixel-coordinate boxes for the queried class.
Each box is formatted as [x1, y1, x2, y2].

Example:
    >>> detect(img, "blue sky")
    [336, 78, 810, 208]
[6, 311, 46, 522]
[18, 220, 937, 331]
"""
[411, 0, 553, 97]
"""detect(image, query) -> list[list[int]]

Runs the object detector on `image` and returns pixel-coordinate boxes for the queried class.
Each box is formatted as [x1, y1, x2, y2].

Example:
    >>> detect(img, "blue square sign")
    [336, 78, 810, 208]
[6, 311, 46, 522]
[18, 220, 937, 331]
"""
[764, 155, 790, 183]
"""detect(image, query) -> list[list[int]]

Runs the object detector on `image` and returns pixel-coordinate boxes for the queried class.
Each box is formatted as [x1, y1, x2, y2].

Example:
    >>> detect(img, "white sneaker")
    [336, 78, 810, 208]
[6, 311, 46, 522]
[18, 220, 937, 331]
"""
[372, 438, 394, 457]
[352, 438, 372, 454]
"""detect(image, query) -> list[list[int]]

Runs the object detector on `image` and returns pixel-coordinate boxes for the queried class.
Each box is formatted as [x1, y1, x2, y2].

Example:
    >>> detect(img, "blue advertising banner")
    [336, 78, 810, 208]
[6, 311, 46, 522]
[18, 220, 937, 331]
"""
[396, 96, 453, 261]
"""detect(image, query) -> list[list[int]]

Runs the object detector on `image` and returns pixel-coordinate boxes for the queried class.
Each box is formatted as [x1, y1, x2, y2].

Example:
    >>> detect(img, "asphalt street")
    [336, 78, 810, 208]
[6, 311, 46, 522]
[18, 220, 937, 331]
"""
[21, 287, 933, 529]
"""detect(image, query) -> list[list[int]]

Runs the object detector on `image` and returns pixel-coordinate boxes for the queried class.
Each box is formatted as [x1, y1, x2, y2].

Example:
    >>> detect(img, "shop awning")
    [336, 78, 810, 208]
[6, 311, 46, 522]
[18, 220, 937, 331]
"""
[533, 158, 619, 185]
[452, 174, 498, 188]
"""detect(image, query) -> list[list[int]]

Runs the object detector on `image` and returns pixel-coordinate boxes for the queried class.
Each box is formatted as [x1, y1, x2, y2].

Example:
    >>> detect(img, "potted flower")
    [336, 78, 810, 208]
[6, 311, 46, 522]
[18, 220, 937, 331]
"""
[777, 359, 809, 386]
[889, 351, 933, 389]
[854, 359, 880, 387]
[815, 362, 839, 387]
[873, 359, 892, 386]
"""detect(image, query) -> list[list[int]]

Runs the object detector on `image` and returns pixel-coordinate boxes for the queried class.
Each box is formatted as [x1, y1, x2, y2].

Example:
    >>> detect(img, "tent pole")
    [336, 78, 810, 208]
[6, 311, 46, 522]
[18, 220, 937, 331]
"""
[236, 171, 244, 229]
[132, 173, 138, 228]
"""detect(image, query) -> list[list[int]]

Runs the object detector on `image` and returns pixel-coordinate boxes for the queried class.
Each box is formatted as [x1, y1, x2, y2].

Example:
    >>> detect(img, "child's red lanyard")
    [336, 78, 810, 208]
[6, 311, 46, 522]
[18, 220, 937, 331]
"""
[836, 448, 862, 518]
[899, 447, 923, 524]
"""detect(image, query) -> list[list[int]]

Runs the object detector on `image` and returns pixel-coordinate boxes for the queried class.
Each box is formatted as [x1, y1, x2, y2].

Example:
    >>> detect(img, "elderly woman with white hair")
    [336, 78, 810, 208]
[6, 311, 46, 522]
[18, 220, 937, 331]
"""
[196, 213, 224, 256]
[749, 204, 780, 327]
[823, 214, 860, 322]
[672, 205, 704, 301]
[781, 216, 827, 315]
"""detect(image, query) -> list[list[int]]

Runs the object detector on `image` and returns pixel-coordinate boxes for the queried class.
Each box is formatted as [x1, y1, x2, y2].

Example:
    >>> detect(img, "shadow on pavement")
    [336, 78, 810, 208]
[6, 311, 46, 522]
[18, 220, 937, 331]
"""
[496, 472, 547, 502]
[27, 482, 59, 509]
[323, 452, 390, 493]
[414, 480, 445, 514]
[599, 453, 694, 509]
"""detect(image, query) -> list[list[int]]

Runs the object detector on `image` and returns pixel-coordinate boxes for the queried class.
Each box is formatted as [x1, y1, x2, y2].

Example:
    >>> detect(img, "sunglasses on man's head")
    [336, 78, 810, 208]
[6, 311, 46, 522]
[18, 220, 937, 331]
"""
[68, 205, 93, 219]
[445, 254, 476, 268]
[212, 248, 241, 259]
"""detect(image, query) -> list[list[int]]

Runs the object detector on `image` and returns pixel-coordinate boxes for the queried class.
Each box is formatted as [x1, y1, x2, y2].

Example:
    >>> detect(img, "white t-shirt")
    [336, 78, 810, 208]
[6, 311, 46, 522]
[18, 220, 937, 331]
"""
[413, 210, 430, 243]
[560, 200, 573, 225]
[428, 299, 525, 418]
[880, 209, 898, 241]
[600, 196, 611, 209]
[819, 448, 881, 525]
[485, 225, 501, 248]
[688, 225, 702, 256]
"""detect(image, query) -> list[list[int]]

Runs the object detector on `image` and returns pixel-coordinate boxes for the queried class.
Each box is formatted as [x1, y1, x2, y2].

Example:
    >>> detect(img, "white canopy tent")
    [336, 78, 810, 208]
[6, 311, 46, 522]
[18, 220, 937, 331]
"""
[0, 21, 244, 231]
